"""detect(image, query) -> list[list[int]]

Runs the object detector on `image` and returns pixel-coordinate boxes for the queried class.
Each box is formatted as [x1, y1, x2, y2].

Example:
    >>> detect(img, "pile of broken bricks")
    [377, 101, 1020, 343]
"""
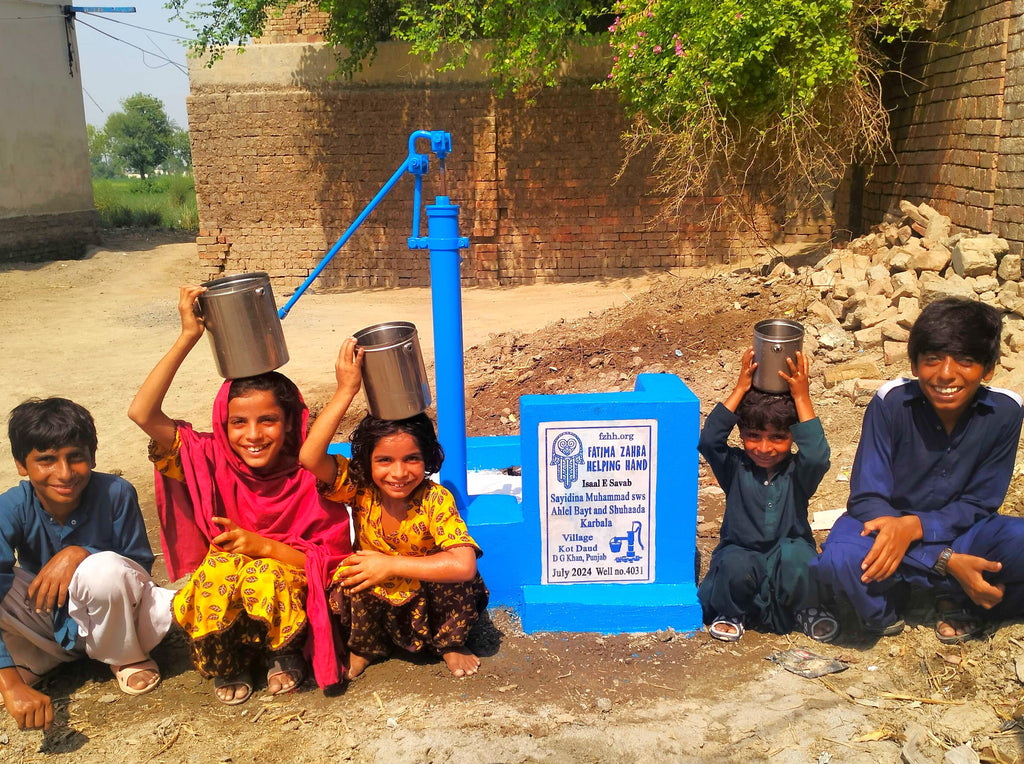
[767, 200, 1024, 403]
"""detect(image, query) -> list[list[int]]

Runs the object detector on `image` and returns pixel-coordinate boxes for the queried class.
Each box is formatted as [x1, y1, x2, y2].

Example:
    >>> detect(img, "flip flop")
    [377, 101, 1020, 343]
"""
[708, 617, 744, 642]
[935, 600, 984, 644]
[266, 652, 306, 696]
[861, 618, 905, 637]
[795, 607, 840, 643]
[112, 659, 161, 696]
[214, 671, 253, 705]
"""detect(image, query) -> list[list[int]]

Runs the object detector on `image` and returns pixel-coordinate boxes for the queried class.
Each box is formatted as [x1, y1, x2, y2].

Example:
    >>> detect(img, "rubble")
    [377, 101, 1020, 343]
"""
[773, 199, 1022, 402]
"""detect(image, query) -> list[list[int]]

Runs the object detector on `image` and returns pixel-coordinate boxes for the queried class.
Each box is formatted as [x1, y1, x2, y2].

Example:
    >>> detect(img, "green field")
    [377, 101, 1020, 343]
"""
[92, 175, 198, 231]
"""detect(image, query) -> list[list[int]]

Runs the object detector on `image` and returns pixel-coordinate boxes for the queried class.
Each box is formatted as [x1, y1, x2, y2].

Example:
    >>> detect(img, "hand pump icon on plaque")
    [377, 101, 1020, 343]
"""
[609, 520, 645, 563]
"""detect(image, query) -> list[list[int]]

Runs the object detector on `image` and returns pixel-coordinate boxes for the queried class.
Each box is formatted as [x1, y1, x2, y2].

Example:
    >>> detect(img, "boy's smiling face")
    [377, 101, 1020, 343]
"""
[912, 352, 994, 431]
[16, 444, 94, 519]
[739, 426, 793, 472]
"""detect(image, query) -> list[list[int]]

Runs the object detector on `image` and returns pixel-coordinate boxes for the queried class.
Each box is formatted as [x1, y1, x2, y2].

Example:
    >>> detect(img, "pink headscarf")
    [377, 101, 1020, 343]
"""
[155, 376, 352, 688]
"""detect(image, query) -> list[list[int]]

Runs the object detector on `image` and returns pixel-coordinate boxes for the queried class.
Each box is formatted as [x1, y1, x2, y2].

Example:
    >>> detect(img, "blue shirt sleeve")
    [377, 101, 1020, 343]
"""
[0, 486, 28, 670]
[847, 395, 902, 524]
[698, 403, 739, 490]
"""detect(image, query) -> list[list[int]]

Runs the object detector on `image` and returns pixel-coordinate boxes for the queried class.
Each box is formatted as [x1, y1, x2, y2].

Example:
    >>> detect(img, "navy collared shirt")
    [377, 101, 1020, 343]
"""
[848, 378, 1024, 552]
[0, 472, 154, 669]
[699, 403, 831, 552]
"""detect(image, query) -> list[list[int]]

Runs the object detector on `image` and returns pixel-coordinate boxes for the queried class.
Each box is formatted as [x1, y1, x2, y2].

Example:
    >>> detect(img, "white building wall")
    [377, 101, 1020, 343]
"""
[0, 0, 99, 260]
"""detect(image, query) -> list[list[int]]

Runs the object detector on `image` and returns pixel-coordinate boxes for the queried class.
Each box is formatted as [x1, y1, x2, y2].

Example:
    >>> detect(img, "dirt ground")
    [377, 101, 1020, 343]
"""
[2, 231, 1024, 763]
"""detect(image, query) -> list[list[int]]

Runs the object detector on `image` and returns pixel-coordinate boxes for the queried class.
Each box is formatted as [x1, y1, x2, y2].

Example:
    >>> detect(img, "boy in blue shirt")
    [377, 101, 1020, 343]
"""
[815, 298, 1024, 641]
[699, 348, 837, 642]
[0, 398, 174, 730]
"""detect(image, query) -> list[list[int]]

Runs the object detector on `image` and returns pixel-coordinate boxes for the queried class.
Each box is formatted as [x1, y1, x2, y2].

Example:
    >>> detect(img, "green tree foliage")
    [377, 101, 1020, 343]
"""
[103, 93, 175, 179]
[164, 127, 194, 174]
[169, 0, 607, 92]
[604, 0, 928, 228]
[87, 124, 120, 178]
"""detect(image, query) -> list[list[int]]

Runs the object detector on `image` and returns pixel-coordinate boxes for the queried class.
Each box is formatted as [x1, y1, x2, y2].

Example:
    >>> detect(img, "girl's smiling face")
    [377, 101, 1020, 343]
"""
[226, 389, 291, 471]
[370, 432, 426, 510]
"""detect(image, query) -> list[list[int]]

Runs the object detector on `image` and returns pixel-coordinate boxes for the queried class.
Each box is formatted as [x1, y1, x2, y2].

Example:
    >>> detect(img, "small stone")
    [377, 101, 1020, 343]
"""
[952, 234, 1007, 277]
[884, 341, 907, 366]
[998, 252, 1021, 281]
[98, 693, 120, 704]
[596, 697, 613, 713]
[853, 325, 884, 348]
[386, 717, 398, 730]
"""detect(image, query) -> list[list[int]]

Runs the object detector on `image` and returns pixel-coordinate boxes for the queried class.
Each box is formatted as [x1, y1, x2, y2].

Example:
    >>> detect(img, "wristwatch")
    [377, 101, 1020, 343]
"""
[933, 547, 954, 576]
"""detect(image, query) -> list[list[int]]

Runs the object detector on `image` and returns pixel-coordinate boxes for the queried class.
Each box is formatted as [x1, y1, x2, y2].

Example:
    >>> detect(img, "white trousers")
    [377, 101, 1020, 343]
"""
[0, 551, 174, 680]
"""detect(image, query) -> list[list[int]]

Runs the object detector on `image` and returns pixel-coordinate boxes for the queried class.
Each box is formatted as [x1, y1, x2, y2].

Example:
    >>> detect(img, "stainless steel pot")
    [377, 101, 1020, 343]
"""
[354, 321, 431, 420]
[752, 319, 804, 393]
[198, 272, 289, 379]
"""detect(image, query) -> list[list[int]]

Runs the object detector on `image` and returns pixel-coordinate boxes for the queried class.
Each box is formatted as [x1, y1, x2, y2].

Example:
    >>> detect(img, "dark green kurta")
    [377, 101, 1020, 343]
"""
[697, 403, 830, 631]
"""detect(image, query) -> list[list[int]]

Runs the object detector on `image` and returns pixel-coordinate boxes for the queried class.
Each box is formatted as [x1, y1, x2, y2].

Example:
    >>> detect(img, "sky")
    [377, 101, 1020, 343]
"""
[73, 3, 194, 129]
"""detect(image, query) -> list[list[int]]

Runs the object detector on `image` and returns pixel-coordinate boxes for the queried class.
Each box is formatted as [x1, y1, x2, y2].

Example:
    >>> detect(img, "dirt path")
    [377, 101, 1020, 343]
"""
[1, 232, 1023, 763]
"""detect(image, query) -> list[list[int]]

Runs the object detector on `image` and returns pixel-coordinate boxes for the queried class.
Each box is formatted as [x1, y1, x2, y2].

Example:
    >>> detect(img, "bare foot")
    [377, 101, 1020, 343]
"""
[347, 652, 371, 680]
[442, 647, 480, 677]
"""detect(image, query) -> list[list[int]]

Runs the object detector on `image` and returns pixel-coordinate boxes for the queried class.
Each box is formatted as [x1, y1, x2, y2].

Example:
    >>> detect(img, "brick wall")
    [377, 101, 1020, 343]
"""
[255, 5, 327, 44]
[0, 210, 100, 263]
[188, 42, 816, 289]
[993, 10, 1024, 253]
[862, 0, 1016, 244]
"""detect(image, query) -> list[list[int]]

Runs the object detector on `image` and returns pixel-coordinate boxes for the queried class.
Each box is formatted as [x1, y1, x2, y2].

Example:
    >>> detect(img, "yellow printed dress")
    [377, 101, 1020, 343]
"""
[153, 433, 309, 677]
[324, 455, 489, 659]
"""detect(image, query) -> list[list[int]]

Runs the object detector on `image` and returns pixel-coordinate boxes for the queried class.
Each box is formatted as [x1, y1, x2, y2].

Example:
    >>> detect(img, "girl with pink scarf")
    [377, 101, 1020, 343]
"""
[129, 286, 352, 704]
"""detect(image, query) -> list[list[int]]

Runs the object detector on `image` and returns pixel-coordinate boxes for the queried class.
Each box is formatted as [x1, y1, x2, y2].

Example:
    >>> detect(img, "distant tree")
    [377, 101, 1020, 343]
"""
[103, 93, 175, 179]
[86, 124, 119, 178]
[162, 127, 193, 174]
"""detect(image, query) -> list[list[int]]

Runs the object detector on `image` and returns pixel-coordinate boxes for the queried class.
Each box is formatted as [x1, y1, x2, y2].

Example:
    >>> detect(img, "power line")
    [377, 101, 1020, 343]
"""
[81, 85, 104, 114]
[78, 9, 192, 41]
[74, 16, 188, 76]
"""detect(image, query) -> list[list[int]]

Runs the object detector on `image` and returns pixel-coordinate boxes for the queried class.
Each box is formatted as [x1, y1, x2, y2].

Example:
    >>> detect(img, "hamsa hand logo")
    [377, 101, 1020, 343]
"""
[550, 432, 584, 489]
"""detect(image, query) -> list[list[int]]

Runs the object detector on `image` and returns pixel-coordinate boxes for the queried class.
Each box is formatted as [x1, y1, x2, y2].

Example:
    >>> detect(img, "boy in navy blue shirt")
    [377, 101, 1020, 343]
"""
[699, 348, 837, 642]
[815, 298, 1024, 641]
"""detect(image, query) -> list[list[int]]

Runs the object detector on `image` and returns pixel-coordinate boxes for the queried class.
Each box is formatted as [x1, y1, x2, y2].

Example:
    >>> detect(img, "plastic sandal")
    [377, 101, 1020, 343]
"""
[795, 607, 840, 643]
[214, 671, 253, 705]
[708, 617, 744, 642]
[935, 600, 984, 644]
[112, 659, 160, 696]
[861, 618, 905, 637]
[266, 652, 306, 696]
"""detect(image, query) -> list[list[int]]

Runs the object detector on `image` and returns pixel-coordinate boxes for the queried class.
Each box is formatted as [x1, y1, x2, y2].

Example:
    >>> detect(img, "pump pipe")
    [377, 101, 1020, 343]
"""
[410, 198, 470, 507]
[277, 130, 451, 320]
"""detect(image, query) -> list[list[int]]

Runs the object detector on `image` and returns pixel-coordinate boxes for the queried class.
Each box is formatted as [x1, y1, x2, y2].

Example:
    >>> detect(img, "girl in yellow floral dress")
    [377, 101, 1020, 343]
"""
[300, 337, 489, 678]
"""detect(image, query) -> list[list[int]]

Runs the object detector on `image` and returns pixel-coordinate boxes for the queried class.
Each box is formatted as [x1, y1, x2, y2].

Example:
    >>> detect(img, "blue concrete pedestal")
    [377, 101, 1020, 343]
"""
[468, 373, 703, 634]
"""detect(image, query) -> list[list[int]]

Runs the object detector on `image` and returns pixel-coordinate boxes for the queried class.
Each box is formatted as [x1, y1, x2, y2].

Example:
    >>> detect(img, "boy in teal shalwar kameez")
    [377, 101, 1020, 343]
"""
[698, 348, 837, 642]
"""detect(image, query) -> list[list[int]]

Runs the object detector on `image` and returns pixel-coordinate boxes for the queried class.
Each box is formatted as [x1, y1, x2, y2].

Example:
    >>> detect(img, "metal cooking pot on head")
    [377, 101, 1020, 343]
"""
[354, 321, 431, 420]
[197, 272, 289, 379]
[752, 319, 804, 393]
